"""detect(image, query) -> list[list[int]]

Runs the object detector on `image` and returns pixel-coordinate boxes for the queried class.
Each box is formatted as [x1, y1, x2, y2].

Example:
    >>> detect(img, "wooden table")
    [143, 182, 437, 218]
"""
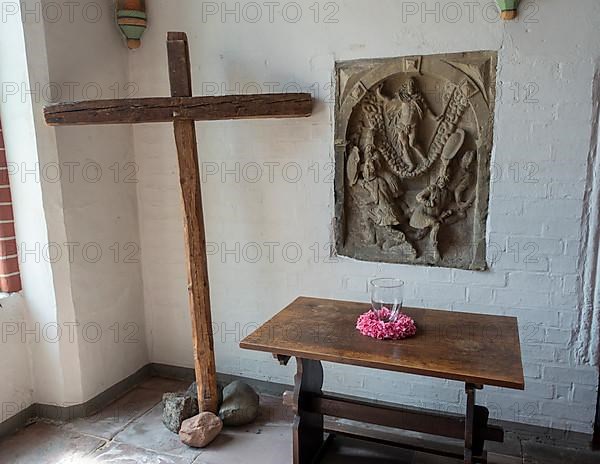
[240, 297, 524, 464]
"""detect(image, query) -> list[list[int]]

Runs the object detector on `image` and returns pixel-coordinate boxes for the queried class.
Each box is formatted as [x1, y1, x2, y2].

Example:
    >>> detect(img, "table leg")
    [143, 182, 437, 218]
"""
[293, 358, 324, 464]
[464, 383, 482, 464]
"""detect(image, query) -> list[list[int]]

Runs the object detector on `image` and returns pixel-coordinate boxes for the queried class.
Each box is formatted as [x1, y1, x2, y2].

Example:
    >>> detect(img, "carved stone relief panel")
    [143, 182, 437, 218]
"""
[334, 52, 497, 270]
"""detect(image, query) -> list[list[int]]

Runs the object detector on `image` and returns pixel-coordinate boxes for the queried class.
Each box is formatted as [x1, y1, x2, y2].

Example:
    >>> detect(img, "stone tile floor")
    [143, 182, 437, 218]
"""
[0, 377, 597, 464]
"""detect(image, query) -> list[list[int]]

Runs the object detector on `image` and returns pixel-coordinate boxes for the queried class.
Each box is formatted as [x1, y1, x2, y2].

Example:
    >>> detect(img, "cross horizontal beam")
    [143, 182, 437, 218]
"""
[44, 93, 312, 126]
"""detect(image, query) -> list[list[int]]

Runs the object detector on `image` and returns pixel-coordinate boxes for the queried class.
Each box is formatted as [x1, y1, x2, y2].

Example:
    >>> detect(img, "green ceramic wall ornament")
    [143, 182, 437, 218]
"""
[116, 0, 147, 49]
[497, 0, 519, 20]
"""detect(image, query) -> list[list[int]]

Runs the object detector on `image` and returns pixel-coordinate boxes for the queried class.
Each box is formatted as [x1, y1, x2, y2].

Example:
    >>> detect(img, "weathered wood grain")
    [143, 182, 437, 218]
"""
[240, 296, 525, 390]
[313, 394, 502, 443]
[168, 32, 219, 414]
[44, 93, 313, 125]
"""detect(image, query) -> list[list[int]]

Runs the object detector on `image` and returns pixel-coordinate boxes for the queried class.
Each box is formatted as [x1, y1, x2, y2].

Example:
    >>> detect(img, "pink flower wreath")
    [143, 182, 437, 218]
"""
[356, 307, 417, 340]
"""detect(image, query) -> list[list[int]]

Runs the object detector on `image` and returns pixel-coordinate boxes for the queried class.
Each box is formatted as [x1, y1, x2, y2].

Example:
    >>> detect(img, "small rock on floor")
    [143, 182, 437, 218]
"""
[162, 392, 199, 433]
[218, 381, 260, 426]
[179, 412, 223, 448]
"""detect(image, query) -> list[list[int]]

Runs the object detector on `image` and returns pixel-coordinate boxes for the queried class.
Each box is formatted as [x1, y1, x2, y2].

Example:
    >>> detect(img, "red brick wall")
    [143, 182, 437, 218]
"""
[0, 122, 22, 292]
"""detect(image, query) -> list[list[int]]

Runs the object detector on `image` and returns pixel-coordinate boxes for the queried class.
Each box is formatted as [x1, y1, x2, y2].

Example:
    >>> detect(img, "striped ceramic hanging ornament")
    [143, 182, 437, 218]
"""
[497, 0, 519, 20]
[116, 0, 147, 49]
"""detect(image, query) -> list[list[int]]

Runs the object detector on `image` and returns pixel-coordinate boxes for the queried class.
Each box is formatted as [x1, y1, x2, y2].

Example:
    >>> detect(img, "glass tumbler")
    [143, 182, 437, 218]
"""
[370, 278, 405, 322]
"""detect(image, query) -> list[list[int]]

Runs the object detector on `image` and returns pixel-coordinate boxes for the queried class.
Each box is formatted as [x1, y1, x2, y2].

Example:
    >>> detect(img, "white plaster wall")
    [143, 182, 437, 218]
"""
[0, 0, 71, 412]
[40, 0, 149, 400]
[0, 0, 148, 413]
[0, 295, 33, 423]
[127, 0, 600, 433]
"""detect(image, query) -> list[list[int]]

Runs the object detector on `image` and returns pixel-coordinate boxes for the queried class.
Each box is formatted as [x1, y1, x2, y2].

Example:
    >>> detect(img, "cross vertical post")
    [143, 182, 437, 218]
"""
[167, 32, 218, 413]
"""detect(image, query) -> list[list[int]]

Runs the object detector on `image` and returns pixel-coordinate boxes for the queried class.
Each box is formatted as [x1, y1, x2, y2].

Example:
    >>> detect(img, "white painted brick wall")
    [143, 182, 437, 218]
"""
[132, 0, 600, 434]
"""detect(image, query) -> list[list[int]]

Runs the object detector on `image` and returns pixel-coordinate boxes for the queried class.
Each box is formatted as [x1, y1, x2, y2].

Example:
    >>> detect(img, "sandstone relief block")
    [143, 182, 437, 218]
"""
[334, 52, 497, 270]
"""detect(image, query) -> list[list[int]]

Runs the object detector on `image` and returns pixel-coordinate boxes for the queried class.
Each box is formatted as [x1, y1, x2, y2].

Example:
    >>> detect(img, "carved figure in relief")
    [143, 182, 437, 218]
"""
[454, 151, 476, 212]
[335, 52, 497, 269]
[361, 150, 405, 227]
[410, 176, 453, 261]
[439, 129, 465, 179]
[347, 145, 361, 186]
[375, 78, 438, 172]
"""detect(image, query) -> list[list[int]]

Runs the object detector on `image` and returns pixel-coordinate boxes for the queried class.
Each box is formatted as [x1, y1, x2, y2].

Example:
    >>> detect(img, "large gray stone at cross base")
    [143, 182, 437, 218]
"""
[162, 392, 199, 433]
[218, 380, 260, 426]
[179, 412, 223, 448]
[186, 381, 224, 409]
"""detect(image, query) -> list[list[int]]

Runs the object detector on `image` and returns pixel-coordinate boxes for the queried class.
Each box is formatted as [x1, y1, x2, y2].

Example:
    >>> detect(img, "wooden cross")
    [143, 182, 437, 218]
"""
[44, 32, 312, 413]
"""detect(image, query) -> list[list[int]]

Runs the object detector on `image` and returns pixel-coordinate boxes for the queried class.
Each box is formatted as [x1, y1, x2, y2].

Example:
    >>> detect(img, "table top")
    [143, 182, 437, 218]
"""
[240, 297, 524, 390]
